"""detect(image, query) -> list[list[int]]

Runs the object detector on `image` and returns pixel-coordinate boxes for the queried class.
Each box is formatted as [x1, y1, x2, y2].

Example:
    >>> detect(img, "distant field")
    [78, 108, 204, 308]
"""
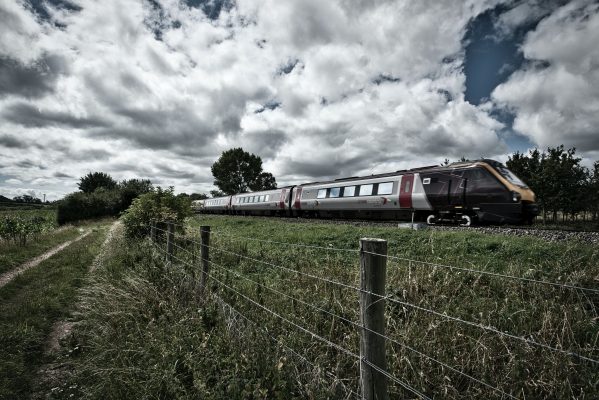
[53, 214, 599, 399]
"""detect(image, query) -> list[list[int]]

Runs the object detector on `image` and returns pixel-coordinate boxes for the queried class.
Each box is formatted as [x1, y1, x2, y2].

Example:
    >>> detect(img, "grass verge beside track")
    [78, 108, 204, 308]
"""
[48, 215, 599, 399]
[0, 224, 108, 400]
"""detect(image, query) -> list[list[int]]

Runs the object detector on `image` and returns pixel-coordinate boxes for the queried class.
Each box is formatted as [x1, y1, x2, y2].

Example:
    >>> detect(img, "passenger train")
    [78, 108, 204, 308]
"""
[193, 159, 539, 226]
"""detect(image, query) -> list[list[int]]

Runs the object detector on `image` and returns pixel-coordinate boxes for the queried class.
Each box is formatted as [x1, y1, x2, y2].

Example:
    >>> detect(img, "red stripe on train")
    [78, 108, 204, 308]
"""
[399, 174, 414, 208]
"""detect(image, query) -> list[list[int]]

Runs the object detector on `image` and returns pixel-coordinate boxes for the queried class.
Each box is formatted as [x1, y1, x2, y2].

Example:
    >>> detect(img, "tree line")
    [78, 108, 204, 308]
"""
[506, 146, 599, 223]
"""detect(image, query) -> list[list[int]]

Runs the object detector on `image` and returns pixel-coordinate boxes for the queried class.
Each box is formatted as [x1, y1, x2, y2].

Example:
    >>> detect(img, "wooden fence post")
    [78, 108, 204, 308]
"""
[359, 238, 389, 400]
[199, 226, 211, 298]
[166, 222, 174, 262]
[150, 219, 156, 242]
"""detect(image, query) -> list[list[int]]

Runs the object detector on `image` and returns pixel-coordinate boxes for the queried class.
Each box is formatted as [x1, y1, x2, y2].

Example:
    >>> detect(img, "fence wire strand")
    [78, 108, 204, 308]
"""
[149, 239, 430, 400]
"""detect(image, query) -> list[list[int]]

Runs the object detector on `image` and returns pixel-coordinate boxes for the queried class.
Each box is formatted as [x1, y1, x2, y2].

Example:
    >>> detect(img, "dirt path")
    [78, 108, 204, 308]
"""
[0, 230, 91, 289]
[30, 222, 122, 399]
[43, 221, 122, 355]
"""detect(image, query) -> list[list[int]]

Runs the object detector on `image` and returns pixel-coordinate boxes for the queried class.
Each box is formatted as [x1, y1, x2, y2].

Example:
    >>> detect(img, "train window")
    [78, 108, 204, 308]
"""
[404, 180, 411, 193]
[261, 195, 266, 202]
[359, 184, 373, 196]
[422, 178, 431, 185]
[317, 189, 327, 199]
[343, 186, 355, 197]
[254, 196, 258, 203]
[330, 187, 340, 198]
[378, 182, 393, 195]
[265, 195, 269, 201]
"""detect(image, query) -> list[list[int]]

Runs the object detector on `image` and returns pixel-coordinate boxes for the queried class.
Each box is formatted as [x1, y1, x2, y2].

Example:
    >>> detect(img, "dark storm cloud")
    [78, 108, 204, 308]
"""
[53, 171, 73, 178]
[100, 106, 214, 150]
[2, 102, 108, 128]
[0, 134, 27, 148]
[0, 54, 67, 98]
[67, 148, 113, 161]
[155, 162, 197, 179]
[241, 129, 287, 158]
[16, 159, 45, 169]
[282, 161, 341, 178]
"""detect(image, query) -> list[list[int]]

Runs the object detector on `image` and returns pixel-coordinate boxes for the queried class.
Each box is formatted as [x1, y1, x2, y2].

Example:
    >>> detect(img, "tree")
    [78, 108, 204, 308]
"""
[189, 193, 209, 200]
[211, 148, 277, 195]
[78, 172, 117, 193]
[507, 146, 588, 223]
[587, 162, 599, 220]
[13, 194, 41, 203]
[118, 179, 153, 210]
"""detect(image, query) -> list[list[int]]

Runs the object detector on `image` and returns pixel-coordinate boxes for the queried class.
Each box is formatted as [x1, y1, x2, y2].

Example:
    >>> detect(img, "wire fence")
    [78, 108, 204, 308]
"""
[145, 219, 599, 399]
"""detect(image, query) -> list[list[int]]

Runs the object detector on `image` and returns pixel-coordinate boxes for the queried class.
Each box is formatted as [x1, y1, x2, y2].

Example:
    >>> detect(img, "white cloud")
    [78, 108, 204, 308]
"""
[493, 0, 599, 153]
[1, 0, 512, 199]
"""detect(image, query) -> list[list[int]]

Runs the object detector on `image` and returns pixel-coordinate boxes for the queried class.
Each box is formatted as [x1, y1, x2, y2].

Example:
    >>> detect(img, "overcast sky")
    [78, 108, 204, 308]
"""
[1, 0, 598, 200]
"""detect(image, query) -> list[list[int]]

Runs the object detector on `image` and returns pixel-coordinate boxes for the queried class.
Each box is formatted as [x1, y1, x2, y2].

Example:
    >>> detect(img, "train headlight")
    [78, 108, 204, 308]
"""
[511, 191, 521, 202]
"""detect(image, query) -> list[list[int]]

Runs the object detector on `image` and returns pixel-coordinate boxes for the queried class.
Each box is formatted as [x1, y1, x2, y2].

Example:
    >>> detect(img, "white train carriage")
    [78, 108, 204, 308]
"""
[203, 195, 231, 214]
[232, 187, 293, 216]
[191, 199, 205, 213]
[290, 173, 432, 219]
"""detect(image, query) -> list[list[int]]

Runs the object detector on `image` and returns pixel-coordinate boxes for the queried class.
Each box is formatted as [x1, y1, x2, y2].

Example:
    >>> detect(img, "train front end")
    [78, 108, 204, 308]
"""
[480, 160, 539, 224]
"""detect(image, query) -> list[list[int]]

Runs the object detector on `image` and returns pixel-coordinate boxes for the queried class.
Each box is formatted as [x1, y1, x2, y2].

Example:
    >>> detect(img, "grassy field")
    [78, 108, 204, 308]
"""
[48, 215, 599, 399]
[0, 209, 111, 275]
[0, 222, 109, 400]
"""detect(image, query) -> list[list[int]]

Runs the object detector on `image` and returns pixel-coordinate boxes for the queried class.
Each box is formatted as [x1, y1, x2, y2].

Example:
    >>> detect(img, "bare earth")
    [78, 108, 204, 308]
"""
[0, 229, 91, 290]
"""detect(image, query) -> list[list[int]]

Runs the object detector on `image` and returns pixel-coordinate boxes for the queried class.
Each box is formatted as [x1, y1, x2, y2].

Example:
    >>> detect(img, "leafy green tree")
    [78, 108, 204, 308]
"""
[189, 193, 209, 200]
[210, 190, 225, 197]
[211, 148, 277, 195]
[12, 195, 42, 204]
[78, 172, 117, 193]
[118, 179, 153, 210]
[507, 146, 589, 222]
[587, 162, 599, 220]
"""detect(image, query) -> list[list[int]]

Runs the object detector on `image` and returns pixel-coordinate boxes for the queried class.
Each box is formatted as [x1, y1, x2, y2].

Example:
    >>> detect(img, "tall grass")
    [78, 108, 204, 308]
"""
[57, 215, 599, 399]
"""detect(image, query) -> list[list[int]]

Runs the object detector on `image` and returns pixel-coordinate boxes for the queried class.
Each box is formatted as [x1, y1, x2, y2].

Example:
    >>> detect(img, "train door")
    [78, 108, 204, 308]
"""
[399, 174, 414, 208]
[279, 189, 287, 214]
[448, 169, 467, 207]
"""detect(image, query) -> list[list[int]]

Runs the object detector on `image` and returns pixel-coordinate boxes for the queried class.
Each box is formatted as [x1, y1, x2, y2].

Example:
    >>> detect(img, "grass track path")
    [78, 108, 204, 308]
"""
[0, 230, 91, 289]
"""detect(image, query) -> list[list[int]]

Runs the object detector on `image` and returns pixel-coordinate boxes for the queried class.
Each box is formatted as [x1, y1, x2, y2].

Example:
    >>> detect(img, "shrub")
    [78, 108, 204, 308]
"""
[57, 189, 121, 225]
[0, 212, 55, 245]
[122, 187, 191, 238]
[57, 180, 153, 225]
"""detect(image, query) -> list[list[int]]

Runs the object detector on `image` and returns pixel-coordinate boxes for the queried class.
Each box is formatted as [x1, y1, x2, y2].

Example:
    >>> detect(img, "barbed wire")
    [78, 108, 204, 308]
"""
[148, 239, 430, 400]
[149, 222, 599, 365]
[205, 267, 431, 399]
[211, 294, 361, 400]
[161, 220, 599, 294]
[205, 256, 517, 399]
[363, 251, 599, 294]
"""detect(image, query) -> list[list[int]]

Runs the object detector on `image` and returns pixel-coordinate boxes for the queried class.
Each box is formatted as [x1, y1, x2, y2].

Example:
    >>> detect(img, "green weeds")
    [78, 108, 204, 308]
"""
[0, 226, 107, 400]
[51, 215, 599, 399]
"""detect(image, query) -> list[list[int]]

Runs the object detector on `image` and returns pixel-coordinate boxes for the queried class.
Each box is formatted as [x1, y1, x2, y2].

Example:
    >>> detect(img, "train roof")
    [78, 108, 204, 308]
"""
[297, 159, 494, 187]
[204, 160, 503, 199]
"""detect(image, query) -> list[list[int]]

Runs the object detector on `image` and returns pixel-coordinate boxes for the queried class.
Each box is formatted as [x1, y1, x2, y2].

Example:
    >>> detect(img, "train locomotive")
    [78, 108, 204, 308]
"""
[195, 159, 539, 226]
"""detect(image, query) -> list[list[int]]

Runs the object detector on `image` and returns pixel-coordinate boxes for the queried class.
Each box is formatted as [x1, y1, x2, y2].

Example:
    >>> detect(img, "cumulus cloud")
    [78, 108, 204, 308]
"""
[493, 0, 599, 152]
[1, 0, 520, 199]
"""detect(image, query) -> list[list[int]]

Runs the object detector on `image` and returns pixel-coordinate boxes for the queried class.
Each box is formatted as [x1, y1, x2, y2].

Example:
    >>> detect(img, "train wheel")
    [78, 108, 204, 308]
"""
[459, 215, 472, 227]
[426, 215, 437, 225]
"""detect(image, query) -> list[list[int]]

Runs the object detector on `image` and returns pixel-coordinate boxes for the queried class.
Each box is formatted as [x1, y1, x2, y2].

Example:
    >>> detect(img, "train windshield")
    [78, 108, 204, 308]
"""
[495, 165, 528, 188]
